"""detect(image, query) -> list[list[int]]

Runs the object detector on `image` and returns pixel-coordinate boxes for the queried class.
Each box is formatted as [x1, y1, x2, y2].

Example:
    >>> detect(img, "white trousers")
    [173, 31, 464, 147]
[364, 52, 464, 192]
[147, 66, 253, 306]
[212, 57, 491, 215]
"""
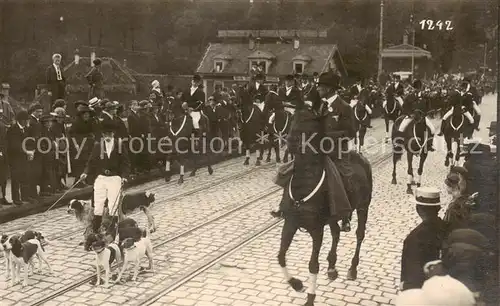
[191, 111, 201, 129]
[94, 175, 121, 216]
[268, 112, 275, 124]
[442, 107, 474, 123]
[398, 116, 435, 134]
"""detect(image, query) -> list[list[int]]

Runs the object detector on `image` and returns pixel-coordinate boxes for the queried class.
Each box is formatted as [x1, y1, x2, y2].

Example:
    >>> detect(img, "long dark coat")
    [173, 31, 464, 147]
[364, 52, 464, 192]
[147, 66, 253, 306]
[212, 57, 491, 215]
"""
[69, 117, 97, 177]
[400, 217, 445, 290]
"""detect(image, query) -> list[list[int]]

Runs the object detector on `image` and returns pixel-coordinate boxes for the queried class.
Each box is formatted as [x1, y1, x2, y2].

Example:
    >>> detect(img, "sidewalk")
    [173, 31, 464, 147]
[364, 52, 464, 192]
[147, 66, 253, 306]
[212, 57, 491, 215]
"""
[0, 150, 240, 224]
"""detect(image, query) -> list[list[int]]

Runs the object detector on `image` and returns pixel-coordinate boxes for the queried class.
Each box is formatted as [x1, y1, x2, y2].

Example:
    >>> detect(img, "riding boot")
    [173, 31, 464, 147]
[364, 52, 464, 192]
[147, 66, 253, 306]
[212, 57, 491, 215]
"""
[427, 137, 435, 152]
[270, 190, 286, 218]
[107, 216, 119, 241]
[437, 120, 445, 136]
[367, 116, 372, 128]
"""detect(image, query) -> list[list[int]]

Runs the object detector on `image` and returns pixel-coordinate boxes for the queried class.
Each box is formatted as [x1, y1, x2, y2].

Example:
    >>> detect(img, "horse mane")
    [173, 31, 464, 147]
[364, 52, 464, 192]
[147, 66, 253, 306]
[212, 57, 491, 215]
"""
[286, 109, 322, 154]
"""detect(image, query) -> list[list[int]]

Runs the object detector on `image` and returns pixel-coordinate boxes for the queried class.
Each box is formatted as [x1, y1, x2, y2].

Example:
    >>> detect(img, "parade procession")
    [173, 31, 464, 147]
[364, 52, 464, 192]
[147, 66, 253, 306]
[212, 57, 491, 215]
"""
[0, 1, 498, 306]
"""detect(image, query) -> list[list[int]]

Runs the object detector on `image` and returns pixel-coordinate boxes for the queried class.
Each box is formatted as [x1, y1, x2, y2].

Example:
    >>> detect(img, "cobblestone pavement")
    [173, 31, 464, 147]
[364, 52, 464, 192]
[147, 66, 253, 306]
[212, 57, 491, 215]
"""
[0, 112, 452, 306]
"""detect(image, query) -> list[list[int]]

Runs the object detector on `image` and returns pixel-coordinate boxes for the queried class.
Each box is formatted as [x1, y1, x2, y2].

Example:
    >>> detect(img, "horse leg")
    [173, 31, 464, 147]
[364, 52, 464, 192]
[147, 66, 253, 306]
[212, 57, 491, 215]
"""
[278, 220, 303, 291]
[255, 142, 263, 166]
[347, 208, 368, 280]
[266, 137, 272, 162]
[274, 140, 281, 163]
[178, 160, 185, 185]
[406, 153, 414, 194]
[326, 220, 341, 280]
[416, 152, 427, 188]
[353, 130, 359, 152]
[205, 135, 214, 175]
[384, 117, 390, 142]
[164, 157, 172, 182]
[304, 227, 324, 306]
[359, 127, 367, 153]
[445, 136, 452, 167]
[391, 152, 398, 185]
[454, 138, 461, 165]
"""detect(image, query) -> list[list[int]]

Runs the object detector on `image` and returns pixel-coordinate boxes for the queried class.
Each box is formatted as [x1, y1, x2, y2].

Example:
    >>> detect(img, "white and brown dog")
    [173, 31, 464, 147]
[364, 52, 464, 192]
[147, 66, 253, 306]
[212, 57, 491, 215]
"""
[6, 235, 53, 287]
[90, 239, 121, 288]
[0, 233, 12, 280]
[115, 227, 154, 283]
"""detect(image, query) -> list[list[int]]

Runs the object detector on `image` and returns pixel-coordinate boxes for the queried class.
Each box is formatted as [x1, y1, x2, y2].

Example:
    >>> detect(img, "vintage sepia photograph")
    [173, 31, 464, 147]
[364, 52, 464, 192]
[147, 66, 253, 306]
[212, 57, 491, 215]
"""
[0, 0, 497, 305]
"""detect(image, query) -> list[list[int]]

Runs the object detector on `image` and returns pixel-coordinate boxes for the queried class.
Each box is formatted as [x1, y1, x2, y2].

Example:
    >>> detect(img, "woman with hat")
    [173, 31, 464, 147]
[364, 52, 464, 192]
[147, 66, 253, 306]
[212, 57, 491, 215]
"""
[85, 58, 104, 99]
[69, 102, 98, 188]
[39, 113, 58, 194]
[443, 171, 475, 235]
[400, 187, 445, 291]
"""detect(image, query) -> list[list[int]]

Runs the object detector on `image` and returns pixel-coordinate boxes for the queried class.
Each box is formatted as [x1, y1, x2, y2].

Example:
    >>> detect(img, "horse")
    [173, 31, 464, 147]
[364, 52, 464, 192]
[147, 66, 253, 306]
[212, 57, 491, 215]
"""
[265, 108, 293, 163]
[351, 98, 371, 153]
[442, 104, 470, 166]
[186, 106, 214, 178]
[383, 89, 402, 142]
[277, 107, 373, 306]
[235, 87, 266, 166]
[391, 110, 433, 194]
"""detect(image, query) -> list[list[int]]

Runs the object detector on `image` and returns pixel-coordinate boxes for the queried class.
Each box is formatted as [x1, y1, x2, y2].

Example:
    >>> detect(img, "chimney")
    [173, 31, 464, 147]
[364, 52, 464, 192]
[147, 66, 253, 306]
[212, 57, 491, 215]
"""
[123, 59, 127, 67]
[90, 49, 96, 67]
[74, 49, 80, 65]
[1, 83, 10, 99]
[248, 34, 255, 50]
[293, 33, 300, 50]
[403, 34, 408, 44]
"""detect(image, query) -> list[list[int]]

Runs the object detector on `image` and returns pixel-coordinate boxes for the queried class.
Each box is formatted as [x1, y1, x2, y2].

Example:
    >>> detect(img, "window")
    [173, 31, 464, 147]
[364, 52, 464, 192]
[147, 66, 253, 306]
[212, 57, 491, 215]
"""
[215, 61, 224, 72]
[250, 60, 267, 74]
[214, 81, 224, 90]
[294, 62, 304, 74]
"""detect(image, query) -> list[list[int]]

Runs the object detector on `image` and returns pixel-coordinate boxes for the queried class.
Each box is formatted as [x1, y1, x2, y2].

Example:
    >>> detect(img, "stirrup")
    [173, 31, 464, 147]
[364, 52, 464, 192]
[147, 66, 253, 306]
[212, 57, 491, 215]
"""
[270, 210, 284, 218]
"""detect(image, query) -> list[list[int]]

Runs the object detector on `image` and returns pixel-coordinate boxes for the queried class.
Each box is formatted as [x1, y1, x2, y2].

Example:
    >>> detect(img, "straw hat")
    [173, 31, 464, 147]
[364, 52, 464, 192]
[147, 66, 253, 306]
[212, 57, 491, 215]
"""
[410, 187, 442, 206]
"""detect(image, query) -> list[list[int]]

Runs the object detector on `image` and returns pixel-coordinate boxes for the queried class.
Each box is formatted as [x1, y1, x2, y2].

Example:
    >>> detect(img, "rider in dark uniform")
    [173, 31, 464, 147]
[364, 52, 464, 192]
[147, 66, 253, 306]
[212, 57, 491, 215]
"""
[279, 75, 303, 115]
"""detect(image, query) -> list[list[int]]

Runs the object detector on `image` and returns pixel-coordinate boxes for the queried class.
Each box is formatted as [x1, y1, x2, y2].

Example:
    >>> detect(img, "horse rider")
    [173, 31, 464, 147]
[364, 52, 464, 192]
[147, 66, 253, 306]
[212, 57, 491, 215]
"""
[264, 84, 282, 125]
[300, 74, 314, 95]
[248, 73, 268, 104]
[149, 80, 164, 109]
[349, 78, 373, 128]
[437, 80, 478, 136]
[312, 72, 319, 86]
[316, 71, 357, 232]
[184, 74, 206, 132]
[280, 74, 302, 115]
[349, 77, 363, 100]
[398, 79, 436, 151]
[387, 74, 405, 109]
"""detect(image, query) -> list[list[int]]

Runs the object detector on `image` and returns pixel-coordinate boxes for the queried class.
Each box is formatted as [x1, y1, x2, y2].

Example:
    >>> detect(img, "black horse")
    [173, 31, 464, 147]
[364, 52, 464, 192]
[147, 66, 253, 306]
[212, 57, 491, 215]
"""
[352, 98, 371, 153]
[383, 89, 402, 142]
[277, 107, 373, 306]
[391, 110, 433, 194]
[442, 102, 471, 166]
[236, 87, 266, 166]
[265, 107, 293, 163]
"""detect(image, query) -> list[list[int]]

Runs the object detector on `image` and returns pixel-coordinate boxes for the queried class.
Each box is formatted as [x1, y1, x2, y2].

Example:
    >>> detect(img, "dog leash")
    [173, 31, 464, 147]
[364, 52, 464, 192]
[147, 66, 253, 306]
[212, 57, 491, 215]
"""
[44, 176, 84, 213]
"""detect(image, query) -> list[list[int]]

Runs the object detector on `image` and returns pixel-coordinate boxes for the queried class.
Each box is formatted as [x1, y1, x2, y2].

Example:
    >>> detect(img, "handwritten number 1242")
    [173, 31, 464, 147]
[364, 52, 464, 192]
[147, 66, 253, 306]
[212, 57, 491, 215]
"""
[419, 20, 453, 30]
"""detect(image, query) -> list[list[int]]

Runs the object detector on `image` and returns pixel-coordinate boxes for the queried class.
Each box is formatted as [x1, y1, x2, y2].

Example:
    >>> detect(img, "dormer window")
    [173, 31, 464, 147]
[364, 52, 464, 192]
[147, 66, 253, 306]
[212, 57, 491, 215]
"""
[213, 53, 233, 73]
[251, 60, 268, 74]
[248, 50, 275, 75]
[215, 61, 224, 72]
[294, 62, 304, 74]
[292, 54, 312, 75]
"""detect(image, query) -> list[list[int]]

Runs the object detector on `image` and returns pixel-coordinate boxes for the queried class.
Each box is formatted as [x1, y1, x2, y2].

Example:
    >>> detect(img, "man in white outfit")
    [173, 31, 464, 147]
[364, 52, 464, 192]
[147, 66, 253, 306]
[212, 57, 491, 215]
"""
[80, 121, 130, 245]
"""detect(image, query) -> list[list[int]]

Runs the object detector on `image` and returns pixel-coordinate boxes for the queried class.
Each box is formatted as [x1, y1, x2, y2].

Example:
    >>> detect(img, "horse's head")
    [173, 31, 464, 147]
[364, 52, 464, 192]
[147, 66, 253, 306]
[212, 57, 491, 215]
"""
[286, 109, 322, 155]
[412, 109, 425, 123]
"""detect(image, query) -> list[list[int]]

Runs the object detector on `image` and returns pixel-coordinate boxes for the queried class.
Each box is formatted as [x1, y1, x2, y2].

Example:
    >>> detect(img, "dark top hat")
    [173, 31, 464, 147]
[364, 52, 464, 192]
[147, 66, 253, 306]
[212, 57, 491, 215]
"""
[78, 105, 92, 113]
[444, 172, 461, 188]
[301, 73, 309, 80]
[413, 79, 423, 90]
[103, 101, 117, 110]
[93, 58, 102, 66]
[312, 72, 319, 77]
[462, 77, 471, 83]
[28, 102, 43, 114]
[449, 165, 468, 177]
[16, 110, 29, 121]
[192, 74, 202, 82]
[139, 100, 151, 108]
[317, 72, 341, 90]
[75, 100, 89, 109]
[284, 74, 295, 82]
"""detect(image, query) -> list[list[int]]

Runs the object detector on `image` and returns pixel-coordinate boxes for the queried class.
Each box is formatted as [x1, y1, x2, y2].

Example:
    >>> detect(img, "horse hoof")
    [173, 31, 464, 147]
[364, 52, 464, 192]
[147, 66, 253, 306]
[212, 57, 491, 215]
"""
[416, 183, 421, 187]
[283, 157, 288, 163]
[288, 277, 304, 292]
[178, 177, 184, 184]
[391, 178, 397, 185]
[304, 293, 316, 306]
[276, 158, 281, 163]
[255, 160, 261, 166]
[164, 176, 171, 182]
[347, 269, 357, 280]
[327, 269, 338, 280]
[265, 157, 271, 163]
[445, 160, 450, 167]
[406, 188, 413, 195]
[243, 159, 249, 166]
[208, 166, 213, 175]
[189, 170, 196, 177]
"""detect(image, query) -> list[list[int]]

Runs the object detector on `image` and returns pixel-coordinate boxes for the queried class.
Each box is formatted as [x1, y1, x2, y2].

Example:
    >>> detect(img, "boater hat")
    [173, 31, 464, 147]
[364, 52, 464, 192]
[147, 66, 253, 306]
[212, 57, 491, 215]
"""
[410, 187, 442, 205]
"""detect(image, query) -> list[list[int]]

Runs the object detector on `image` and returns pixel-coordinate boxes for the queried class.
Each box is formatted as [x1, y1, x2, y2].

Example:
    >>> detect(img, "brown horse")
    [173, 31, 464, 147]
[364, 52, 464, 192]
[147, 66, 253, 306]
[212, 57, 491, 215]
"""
[277, 108, 373, 306]
[265, 108, 293, 163]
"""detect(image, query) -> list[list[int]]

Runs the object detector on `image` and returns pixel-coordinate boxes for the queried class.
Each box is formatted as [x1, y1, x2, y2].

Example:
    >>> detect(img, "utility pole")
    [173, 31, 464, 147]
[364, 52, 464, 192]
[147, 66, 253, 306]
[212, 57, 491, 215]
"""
[410, 1, 415, 81]
[482, 42, 488, 76]
[377, 0, 384, 84]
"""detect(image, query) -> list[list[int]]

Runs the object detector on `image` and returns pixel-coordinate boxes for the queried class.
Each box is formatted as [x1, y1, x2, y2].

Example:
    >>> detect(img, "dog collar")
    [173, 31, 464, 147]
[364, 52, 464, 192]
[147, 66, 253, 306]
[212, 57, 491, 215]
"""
[93, 247, 105, 254]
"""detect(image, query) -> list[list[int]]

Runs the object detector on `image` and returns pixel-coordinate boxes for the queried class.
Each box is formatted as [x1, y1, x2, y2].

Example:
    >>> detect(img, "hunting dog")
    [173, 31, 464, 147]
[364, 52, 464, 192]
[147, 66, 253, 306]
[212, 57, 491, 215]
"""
[68, 191, 156, 249]
[90, 239, 122, 288]
[115, 227, 154, 283]
[6, 235, 53, 287]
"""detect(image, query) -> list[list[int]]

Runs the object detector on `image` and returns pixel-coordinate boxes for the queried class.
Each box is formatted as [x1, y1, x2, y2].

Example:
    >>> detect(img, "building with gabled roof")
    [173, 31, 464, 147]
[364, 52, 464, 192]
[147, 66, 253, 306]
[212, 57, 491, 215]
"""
[381, 35, 432, 80]
[195, 29, 347, 95]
